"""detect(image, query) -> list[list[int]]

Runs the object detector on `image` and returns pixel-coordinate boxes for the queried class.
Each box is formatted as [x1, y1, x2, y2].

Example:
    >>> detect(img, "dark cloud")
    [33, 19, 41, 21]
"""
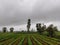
[0, 0, 60, 28]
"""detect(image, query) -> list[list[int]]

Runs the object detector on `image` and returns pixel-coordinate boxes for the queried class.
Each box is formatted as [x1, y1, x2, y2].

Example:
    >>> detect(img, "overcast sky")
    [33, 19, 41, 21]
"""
[0, 0, 60, 31]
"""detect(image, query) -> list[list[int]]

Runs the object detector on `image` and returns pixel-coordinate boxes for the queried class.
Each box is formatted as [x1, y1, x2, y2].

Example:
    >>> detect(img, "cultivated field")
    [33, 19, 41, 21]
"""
[0, 32, 60, 45]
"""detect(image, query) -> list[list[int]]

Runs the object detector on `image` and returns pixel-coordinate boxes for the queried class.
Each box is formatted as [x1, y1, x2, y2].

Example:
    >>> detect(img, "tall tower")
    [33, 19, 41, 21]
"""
[27, 19, 31, 32]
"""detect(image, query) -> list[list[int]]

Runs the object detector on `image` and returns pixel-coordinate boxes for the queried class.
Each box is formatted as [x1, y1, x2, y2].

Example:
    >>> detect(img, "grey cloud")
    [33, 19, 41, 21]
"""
[0, 0, 60, 26]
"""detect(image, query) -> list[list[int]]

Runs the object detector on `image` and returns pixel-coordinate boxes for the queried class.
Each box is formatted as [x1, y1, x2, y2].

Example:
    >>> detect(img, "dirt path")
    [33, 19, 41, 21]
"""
[12, 38, 21, 45]
[1, 38, 14, 45]
[30, 37, 38, 45]
[22, 37, 28, 45]
[36, 37, 49, 45]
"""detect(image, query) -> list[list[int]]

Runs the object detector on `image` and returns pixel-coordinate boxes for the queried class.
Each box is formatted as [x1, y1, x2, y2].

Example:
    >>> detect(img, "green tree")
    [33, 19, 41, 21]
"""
[10, 27, 14, 32]
[41, 25, 46, 32]
[46, 24, 55, 37]
[3, 27, 7, 33]
[53, 26, 58, 32]
[27, 19, 31, 32]
[36, 23, 42, 34]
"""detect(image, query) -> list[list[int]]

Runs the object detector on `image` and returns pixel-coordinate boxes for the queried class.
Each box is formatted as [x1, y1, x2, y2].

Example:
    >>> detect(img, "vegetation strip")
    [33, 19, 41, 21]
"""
[32, 36, 42, 45]
[30, 36, 38, 45]
[34, 36, 49, 45]
[33, 34, 54, 45]
[9, 35, 22, 45]
[28, 36, 32, 45]
[35, 35, 59, 45]
[0, 38, 15, 45]
[18, 37, 25, 45]
[39, 35, 60, 45]
[9, 37, 20, 45]
[44, 36, 60, 43]
[12, 38, 21, 45]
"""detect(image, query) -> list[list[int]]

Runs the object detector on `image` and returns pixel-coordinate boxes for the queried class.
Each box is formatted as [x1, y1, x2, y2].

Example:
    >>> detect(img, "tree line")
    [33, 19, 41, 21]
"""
[2, 27, 14, 33]
[0, 19, 59, 38]
[36, 23, 58, 37]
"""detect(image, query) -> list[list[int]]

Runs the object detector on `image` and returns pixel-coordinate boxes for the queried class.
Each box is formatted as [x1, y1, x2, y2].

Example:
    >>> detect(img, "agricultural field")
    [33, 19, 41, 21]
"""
[0, 32, 60, 45]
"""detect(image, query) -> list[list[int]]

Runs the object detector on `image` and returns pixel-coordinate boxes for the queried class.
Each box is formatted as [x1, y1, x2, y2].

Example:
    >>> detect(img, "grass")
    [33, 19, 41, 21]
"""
[28, 36, 32, 45]
[0, 32, 60, 45]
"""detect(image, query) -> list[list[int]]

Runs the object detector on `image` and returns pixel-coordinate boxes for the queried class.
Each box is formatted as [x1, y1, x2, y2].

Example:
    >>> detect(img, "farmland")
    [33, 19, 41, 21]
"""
[0, 32, 60, 45]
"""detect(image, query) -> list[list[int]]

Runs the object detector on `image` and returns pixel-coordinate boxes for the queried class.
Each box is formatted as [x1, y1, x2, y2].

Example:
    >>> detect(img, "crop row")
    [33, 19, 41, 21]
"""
[0, 33, 60, 45]
[33, 34, 60, 45]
